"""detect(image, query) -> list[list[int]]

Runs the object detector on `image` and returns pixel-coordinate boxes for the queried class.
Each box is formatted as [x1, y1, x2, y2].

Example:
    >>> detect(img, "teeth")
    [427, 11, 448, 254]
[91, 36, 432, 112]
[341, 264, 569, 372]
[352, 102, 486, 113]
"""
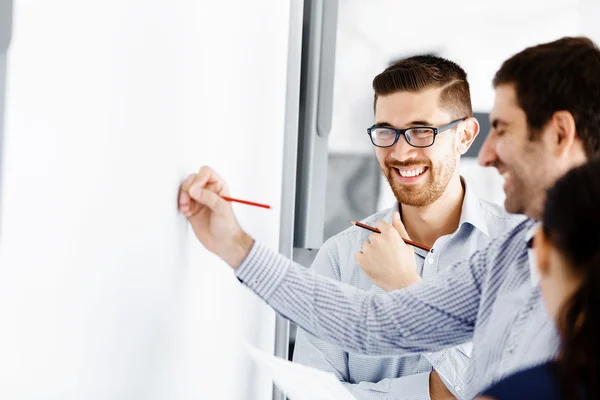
[397, 167, 426, 178]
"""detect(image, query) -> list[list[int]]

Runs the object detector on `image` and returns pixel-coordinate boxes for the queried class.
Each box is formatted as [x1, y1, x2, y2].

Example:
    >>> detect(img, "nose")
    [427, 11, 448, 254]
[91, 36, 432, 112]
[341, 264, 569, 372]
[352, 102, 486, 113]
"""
[478, 130, 498, 167]
[391, 134, 419, 161]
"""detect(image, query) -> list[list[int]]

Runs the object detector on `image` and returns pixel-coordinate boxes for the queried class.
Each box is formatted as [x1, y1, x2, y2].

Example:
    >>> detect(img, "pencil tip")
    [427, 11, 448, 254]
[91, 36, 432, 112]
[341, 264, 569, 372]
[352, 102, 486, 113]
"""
[349, 220, 356, 224]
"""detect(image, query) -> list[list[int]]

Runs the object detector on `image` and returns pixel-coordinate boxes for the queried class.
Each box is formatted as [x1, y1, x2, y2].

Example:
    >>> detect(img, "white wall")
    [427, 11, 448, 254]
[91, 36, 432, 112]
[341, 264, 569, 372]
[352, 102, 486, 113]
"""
[579, 0, 600, 44]
[0, 1, 292, 399]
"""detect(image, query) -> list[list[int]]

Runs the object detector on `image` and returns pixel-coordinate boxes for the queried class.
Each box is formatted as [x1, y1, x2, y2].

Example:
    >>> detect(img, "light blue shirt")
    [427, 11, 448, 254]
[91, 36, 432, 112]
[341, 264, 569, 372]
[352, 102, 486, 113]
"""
[235, 218, 561, 399]
[293, 180, 524, 399]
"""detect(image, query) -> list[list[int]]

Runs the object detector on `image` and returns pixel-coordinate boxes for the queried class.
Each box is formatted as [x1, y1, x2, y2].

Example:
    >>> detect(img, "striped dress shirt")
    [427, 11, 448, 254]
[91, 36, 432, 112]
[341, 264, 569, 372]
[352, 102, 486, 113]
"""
[292, 182, 524, 399]
[235, 218, 561, 399]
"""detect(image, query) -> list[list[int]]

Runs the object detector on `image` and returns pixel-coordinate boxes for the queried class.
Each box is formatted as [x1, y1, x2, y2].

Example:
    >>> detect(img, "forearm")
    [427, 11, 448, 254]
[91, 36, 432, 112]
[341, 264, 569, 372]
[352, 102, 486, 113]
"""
[236, 241, 477, 356]
[425, 344, 472, 399]
[343, 372, 432, 400]
[295, 329, 435, 400]
[292, 328, 349, 381]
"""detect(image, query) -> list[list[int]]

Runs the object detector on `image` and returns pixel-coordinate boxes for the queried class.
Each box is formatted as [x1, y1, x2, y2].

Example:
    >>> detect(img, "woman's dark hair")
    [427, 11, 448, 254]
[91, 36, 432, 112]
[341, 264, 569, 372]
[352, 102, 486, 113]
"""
[543, 157, 600, 399]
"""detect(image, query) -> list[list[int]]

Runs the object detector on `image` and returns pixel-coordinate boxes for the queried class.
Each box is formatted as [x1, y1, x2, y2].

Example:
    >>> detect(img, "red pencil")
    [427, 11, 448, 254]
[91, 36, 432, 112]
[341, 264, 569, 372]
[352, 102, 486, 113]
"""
[222, 196, 271, 209]
[350, 220, 431, 252]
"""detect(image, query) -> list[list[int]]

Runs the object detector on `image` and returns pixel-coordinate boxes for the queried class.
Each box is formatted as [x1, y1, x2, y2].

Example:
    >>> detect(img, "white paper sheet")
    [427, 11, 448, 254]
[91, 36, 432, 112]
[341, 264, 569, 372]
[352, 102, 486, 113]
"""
[243, 341, 356, 400]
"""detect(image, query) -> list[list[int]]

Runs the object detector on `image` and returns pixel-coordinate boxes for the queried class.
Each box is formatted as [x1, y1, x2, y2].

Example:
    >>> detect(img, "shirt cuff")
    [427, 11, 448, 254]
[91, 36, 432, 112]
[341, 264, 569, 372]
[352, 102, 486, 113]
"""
[235, 240, 290, 301]
[388, 371, 431, 400]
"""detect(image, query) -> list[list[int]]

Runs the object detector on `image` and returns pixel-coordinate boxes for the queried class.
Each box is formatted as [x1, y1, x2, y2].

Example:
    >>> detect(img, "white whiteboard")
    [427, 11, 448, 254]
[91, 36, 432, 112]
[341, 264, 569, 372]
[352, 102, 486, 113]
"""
[0, 1, 292, 399]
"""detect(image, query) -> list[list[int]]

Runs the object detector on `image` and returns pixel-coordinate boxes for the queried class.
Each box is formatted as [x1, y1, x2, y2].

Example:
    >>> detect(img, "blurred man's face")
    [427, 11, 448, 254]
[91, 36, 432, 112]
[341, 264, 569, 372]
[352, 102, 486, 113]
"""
[478, 84, 552, 218]
[374, 88, 464, 207]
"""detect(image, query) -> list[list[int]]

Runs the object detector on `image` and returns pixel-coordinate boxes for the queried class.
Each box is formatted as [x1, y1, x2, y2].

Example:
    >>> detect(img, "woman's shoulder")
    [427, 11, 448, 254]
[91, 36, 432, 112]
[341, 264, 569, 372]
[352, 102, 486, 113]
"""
[480, 362, 560, 400]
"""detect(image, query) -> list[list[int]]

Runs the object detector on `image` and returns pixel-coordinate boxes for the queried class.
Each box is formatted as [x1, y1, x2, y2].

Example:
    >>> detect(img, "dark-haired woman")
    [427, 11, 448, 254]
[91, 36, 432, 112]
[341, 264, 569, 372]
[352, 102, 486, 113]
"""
[479, 158, 600, 400]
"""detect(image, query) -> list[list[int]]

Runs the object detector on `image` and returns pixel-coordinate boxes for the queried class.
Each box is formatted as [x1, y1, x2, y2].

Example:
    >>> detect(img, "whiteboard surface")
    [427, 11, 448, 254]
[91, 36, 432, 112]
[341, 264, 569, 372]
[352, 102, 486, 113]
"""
[0, 1, 291, 399]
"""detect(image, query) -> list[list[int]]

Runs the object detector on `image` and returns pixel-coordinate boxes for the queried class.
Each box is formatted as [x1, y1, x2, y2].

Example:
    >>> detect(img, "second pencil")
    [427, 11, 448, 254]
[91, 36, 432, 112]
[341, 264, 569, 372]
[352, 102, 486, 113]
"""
[350, 220, 431, 252]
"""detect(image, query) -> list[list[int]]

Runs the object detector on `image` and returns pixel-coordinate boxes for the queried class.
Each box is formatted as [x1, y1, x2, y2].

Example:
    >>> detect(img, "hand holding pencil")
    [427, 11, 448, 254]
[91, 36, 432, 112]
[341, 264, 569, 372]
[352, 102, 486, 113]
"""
[355, 212, 423, 291]
[179, 165, 422, 291]
[178, 166, 255, 269]
[350, 220, 430, 252]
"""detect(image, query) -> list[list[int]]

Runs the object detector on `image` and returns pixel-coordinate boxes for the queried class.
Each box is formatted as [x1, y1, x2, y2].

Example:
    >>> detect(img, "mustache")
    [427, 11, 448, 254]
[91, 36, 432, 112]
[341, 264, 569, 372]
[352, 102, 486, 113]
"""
[385, 159, 432, 169]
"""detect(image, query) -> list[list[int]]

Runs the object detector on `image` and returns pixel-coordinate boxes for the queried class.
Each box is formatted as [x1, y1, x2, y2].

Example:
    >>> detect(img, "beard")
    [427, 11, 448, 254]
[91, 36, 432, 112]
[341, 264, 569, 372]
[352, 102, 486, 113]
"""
[383, 154, 456, 207]
[497, 140, 547, 218]
[502, 167, 545, 217]
[502, 171, 526, 214]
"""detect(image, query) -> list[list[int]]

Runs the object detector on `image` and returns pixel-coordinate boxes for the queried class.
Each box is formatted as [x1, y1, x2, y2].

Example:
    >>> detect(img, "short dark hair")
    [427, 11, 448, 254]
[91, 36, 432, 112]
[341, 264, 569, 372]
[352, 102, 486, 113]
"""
[493, 36, 600, 159]
[372, 55, 472, 119]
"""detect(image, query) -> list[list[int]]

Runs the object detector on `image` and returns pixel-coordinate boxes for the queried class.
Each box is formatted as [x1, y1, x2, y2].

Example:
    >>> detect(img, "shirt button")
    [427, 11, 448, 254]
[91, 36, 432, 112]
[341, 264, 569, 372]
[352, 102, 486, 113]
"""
[456, 386, 461, 393]
[428, 257, 434, 264]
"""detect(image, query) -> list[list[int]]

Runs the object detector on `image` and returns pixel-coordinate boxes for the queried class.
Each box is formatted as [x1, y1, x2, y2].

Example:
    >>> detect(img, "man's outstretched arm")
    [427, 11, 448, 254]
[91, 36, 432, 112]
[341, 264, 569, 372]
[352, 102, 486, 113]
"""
[179, 166, 486, 356]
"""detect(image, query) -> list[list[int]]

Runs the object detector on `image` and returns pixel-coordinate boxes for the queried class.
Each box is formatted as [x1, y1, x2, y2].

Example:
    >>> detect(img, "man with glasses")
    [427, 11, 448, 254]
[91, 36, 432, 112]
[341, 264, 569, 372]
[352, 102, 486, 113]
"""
[291, 55, 523, 400]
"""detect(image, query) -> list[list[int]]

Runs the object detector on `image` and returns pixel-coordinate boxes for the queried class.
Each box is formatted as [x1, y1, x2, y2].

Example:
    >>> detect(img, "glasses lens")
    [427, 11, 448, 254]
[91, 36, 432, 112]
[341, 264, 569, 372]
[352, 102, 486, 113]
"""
[370, 127, 397, 147]
[406, 128, 435, 147]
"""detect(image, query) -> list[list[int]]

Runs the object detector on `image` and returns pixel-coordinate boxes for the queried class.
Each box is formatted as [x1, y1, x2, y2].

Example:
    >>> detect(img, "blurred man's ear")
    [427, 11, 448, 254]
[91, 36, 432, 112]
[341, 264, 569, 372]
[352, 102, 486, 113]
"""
[548, 110, 577, 158]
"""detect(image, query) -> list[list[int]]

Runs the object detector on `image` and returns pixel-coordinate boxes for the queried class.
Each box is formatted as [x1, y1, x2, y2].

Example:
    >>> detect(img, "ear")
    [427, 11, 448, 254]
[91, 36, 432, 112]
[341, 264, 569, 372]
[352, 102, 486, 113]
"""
[548, 111, 577, 157]
[534, 226, 551, 277]
[456, 117, 480, 155]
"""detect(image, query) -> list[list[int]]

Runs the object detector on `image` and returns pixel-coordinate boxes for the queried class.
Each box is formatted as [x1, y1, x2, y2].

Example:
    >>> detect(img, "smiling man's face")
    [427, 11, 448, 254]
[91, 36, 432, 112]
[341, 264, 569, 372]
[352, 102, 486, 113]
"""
[374, 87, 463, 207]
[478, 84, 552, 217]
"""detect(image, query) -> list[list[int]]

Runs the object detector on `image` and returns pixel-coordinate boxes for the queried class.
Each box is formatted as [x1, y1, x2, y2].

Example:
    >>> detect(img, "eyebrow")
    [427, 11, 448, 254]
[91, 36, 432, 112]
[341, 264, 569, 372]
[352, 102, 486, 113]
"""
[375, 120, 434, 127]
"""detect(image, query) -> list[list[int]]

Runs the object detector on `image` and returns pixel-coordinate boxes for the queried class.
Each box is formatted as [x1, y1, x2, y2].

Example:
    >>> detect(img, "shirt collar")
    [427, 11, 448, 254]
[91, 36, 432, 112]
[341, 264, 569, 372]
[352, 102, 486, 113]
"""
[391, 176, 490, 237]
[458, 177, 490, 237]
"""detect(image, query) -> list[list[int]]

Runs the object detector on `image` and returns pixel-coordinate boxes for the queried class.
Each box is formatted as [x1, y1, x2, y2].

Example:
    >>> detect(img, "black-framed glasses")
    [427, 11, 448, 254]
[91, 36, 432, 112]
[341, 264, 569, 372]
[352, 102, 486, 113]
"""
[367, 117, 467, 148]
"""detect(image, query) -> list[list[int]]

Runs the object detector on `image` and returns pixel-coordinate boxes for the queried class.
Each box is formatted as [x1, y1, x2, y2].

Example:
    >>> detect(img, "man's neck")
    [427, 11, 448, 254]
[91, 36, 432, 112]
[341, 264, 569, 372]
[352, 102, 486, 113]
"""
[400, 175, 465, 248]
